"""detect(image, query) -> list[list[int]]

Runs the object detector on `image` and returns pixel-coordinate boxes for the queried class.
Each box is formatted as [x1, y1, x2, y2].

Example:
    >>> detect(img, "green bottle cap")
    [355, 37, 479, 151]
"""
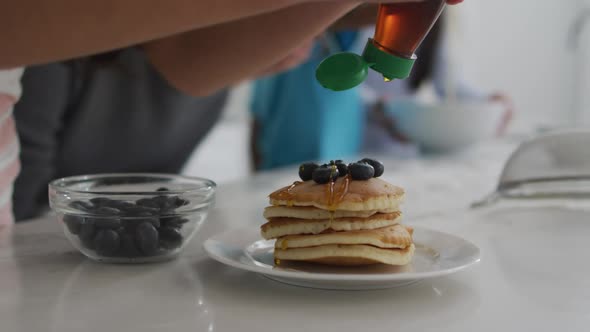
[315, 52, 369, 91]
[361, 39, 416, 80]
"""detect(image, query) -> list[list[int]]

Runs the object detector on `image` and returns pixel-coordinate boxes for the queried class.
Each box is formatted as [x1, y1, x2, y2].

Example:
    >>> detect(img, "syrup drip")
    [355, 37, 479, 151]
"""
[274, 181, 303, 202]
[274, 258, 281, 266]
[326, 174, 351, 211]
[335, 175, 351, 204]
[287, 181, 302, 191]
[325, 165, 339, 211]
[281, 240, 289, 250]
[327, 180, 336, 209]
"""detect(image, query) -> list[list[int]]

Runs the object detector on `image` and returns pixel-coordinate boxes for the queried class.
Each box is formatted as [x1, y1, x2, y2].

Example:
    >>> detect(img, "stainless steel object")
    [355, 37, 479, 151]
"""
[472, 129, 590, 207]
[568, 7, 590, 126]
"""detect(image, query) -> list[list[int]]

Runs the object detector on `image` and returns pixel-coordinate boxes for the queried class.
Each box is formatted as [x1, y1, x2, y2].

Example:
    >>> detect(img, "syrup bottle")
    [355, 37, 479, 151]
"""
[316, 1, 446, 91]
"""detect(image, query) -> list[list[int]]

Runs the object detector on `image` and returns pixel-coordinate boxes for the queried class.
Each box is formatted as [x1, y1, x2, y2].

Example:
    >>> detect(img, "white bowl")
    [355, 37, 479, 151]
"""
[387, 99, 505, 152]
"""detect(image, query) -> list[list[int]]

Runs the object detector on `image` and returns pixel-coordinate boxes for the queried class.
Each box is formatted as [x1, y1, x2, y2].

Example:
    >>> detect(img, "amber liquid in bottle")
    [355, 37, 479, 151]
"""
[373, 0, 446, 58]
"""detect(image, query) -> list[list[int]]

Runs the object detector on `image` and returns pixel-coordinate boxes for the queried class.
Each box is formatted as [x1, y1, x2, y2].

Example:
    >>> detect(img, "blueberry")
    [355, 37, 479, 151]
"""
[89, 197, 113, 208]
[118, 234, 141, 257]
[312, 165, 339, 184]
[136, 222, 159, 255]
[136, 210, 158, 218]
[92, 217, 122, 229]
[79, 221, 96, 249]
[171, 196, 190, 208]
[63, 214, 84, 235]
[94, 206, 121, 216]
[159, 227, 183, 249]
[143, 217, 161, 228]
[154, 196, 175, 211]
[108, 200, 136, 211]
[121, 205, 159, 217]
[160, 216, 188, 229]
[298, 162, 319, 181]
[136, 198, 159, 209]
[69, 200, 94, 212]
[156, 187, 169, 192]
[361, 158, 384, 177]
[123, 215, 160, 233]
[348, 162, 375, 180]
[94, 229, 120, 256]
[335, 161, 348, 177]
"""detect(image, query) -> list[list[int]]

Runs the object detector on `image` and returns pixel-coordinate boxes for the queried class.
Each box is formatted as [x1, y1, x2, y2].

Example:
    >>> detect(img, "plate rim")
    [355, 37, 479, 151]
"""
[203, 226, 481, 282]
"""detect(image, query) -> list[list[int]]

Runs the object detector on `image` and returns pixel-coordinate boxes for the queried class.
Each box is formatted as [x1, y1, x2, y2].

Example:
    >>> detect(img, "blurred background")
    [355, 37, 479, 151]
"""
[185, 0, 590, 183]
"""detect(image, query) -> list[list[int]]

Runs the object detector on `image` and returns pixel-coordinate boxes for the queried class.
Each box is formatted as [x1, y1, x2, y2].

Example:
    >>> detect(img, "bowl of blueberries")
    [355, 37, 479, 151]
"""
[49, 173, 216, 263]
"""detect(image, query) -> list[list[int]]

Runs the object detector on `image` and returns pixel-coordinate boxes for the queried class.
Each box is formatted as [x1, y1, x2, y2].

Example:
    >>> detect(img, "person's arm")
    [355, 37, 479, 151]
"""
[0, 0, 309, 69]
[329, 0, 464, 31]
[330, 4, 379, 31]
[253, 40, 315, 78]
[0, 0, 442, 69]
[144, 1, 360, 96]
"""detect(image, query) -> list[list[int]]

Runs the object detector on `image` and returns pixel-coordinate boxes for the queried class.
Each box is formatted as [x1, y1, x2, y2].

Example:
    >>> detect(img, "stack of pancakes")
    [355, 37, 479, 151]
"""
[261, 177, 415, 266]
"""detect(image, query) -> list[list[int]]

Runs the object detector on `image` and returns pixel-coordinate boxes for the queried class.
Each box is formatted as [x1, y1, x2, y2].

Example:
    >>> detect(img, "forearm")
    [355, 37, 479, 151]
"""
[0, 0, 305, 69]
[330, 3, 378, 31]
[145, 1, 360, 96]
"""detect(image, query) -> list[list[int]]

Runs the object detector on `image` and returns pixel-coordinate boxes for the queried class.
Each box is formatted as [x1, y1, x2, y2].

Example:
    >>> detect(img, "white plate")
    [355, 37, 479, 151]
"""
[203, 226, 480, 290]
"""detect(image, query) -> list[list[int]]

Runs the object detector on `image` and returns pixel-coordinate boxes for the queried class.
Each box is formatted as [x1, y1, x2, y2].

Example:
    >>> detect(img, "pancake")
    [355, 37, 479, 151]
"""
[269, 177, 404, 211]
[274, 243, 415, 266]
[261, 212, 403, 240]
[275, 224, 413, 249]
[263, 205, 399, 220]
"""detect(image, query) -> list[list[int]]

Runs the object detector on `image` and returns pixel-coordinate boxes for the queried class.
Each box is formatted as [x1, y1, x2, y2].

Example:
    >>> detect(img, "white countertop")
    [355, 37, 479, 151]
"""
[2, 140, 589, 332]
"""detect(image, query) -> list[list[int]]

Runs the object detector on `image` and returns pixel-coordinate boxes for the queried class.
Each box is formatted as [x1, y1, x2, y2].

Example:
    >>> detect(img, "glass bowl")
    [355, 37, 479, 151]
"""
[48, 173, 216, 263]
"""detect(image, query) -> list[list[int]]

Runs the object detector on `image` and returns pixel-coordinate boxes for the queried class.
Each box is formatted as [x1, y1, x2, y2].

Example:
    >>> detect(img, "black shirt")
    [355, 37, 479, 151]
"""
[13, 48, 228, 220]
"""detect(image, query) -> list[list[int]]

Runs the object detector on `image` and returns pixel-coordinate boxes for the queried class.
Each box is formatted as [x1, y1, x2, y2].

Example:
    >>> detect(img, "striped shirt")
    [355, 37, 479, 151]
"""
[0, 68, 23, 225]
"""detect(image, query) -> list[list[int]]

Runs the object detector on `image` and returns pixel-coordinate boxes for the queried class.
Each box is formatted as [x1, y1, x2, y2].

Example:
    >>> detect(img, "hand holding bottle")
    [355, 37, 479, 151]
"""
[329, 0, 463, 3]
[317, 0, 455, 91]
